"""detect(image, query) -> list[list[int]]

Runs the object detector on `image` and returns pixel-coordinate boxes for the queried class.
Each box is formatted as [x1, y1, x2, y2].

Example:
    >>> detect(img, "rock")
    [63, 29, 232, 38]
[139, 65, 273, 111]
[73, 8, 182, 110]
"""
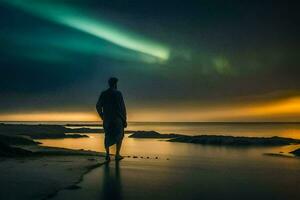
[66, 185, 81, 190]
[0, 123, 98, 139]
[129, 131, 182, 139]
[0, 134, 39, 146]
[169, 135, 300, 146]
[290, 148, 300, 156]
[0, 141, 33, 157]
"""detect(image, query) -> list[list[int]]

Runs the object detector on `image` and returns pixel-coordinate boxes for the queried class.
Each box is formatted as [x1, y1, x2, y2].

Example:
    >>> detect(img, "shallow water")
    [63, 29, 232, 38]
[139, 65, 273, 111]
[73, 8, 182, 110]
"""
[63, 122, 300, 139]
[35, 122, 300, 200]
[8, 121, 300, 138]
[39, 133, 300, 200]
[53, 157, 300, 200]
[124, 122, 300, 138]
[38, 134, 300, 157]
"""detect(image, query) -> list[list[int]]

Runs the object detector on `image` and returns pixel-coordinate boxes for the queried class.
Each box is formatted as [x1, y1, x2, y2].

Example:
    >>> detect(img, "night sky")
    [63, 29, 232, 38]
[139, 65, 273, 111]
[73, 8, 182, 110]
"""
[0, 0, 299, 121]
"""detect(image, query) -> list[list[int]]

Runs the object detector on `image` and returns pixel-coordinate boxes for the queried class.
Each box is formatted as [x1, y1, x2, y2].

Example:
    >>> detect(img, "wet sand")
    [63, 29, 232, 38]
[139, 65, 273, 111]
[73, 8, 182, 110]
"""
[0, 147, 106, 200]
[52, 152, 300, 200]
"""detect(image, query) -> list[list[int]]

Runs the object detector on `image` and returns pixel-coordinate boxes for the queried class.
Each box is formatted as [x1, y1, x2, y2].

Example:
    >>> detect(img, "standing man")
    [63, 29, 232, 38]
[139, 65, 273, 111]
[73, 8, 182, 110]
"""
[96, 77, 127, 161]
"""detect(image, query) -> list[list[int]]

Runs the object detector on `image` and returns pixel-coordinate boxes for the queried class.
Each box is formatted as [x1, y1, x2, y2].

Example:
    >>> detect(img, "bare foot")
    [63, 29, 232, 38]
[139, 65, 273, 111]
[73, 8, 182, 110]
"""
[115, 155, 124, 161]
[105, 154, 111, 162]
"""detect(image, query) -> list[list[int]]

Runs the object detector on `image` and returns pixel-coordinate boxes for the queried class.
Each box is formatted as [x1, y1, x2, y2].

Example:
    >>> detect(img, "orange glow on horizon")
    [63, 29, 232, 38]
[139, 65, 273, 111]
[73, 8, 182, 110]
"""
[247, 96, 300, 117]
[127, 96, 300, 122]
[1, 96, 300, 122]
[0, 112, 99, 122]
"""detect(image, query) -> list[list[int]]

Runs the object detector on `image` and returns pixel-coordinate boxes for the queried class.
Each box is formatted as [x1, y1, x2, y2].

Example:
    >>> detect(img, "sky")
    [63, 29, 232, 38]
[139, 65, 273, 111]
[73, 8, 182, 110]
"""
[0, 0, 299, 122]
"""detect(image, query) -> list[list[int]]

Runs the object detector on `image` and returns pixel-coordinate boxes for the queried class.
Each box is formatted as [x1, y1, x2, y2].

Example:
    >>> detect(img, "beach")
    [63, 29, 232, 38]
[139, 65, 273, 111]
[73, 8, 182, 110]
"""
[0, 153, 105, 200]
[0, 134, 107, 200]
[1, 122, 300, 200]
[47, 133, 300, 200]
[53, 156, 300, 200]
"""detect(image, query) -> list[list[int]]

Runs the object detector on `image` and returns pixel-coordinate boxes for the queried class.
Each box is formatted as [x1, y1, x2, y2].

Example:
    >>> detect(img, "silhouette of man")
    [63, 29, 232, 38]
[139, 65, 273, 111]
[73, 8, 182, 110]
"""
[96, 77, 127, 161]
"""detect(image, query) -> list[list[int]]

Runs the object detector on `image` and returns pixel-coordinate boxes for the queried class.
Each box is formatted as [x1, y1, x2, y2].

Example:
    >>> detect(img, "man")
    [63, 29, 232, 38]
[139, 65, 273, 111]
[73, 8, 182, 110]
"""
[96, 77, 127, 161]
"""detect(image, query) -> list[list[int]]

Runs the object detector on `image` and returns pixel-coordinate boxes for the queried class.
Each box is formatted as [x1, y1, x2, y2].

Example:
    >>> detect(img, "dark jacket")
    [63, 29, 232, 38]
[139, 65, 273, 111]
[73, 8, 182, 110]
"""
[96, 88, 127, 125]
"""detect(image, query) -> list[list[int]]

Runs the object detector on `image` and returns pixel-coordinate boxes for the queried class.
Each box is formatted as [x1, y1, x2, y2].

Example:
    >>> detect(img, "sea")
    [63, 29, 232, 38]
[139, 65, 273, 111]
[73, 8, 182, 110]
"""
[4, 121, 300, 199]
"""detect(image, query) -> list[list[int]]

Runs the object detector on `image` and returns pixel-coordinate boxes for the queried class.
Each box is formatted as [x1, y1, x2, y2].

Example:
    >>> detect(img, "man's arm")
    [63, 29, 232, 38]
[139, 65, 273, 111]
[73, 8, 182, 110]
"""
[96, 93, 104, 120]
[119, 93, 127, 128]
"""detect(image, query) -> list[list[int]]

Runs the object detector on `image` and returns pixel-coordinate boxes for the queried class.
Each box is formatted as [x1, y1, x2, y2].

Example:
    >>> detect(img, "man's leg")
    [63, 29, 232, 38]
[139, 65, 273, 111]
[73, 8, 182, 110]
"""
[115, 139, 124, 160]
[105, 146, 110, 156]
[116, 139, 123, 156]
[105, 146, 110, 161]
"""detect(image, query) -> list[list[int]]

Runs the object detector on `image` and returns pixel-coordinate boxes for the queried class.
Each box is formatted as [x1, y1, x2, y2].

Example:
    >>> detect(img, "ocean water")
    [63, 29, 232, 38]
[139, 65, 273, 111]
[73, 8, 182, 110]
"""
[35, 122, 300, 200]
[125, 122, 300, 138]
[5, 121, 300, 138]
[20, 121, 300, 139]
[35, 122, 300, 156]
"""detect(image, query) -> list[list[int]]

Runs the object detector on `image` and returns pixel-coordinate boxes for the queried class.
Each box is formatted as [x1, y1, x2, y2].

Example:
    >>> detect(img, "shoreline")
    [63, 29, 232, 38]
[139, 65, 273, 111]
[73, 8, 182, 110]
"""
[0, 146, 107, 200]
[43, 157, 106, 200]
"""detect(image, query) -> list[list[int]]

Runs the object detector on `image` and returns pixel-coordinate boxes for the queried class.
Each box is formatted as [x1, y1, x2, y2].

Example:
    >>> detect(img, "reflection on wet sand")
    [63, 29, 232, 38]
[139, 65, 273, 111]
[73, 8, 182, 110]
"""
[102, 161, 122, 200]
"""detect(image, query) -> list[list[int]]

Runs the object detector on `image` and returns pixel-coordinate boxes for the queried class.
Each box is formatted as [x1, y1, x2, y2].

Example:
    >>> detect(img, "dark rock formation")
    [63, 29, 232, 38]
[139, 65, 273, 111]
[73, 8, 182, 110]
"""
[290, 148, 300, 156]
[0, 141, 33, 157]
[169, 135, 300, 146]
[0, 134, 40, 145]
[66, 127, 103, 133]
[129, 131, 182, 138]
[0, 123, 99, 139]
[121, 130, 300, 147]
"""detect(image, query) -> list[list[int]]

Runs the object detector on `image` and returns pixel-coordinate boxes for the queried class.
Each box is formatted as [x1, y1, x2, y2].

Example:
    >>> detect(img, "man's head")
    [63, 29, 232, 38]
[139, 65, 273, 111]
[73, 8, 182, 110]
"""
[108, 77, 118, 89]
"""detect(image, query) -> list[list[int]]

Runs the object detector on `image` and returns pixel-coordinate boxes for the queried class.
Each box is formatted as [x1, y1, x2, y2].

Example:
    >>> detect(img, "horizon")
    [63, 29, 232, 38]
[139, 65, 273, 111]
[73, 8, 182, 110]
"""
[2, 120, 300, 124]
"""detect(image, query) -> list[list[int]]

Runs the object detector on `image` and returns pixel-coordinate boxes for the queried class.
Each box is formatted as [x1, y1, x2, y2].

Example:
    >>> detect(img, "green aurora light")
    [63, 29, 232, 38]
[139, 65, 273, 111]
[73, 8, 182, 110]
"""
[2, 0, 170, 62]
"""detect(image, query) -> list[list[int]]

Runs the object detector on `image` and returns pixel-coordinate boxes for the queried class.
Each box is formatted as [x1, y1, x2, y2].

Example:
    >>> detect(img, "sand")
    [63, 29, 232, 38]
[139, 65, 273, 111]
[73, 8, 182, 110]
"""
[0, 146, 107, 200]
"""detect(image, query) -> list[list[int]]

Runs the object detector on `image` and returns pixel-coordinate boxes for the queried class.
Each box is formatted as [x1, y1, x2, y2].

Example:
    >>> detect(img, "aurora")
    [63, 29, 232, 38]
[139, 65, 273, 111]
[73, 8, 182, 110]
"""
[2, 0, 170, 62]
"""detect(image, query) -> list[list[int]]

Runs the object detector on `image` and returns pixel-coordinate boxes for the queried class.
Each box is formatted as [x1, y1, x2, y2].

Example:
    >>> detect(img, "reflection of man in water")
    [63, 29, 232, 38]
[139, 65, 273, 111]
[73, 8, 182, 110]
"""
[102, 162, 122, 200]
[96, 77, 127, 161]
